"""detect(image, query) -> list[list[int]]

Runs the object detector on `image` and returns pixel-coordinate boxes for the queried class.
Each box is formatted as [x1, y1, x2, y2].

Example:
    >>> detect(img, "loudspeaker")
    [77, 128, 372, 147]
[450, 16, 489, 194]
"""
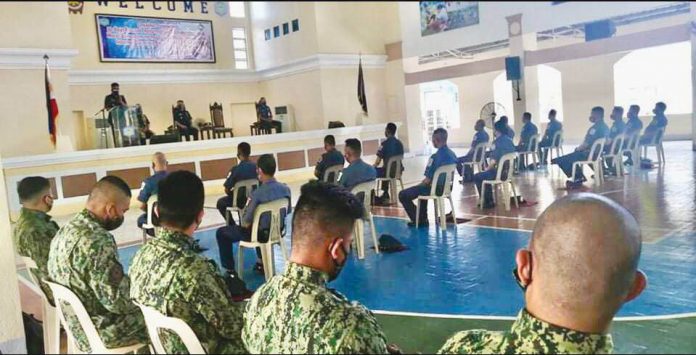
[584, 20, 615, 42]
[505, 56, 522, 81]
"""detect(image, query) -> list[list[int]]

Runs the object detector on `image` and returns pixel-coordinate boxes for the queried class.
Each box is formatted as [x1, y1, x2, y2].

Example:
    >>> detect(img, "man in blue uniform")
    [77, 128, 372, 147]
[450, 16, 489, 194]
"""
[538, 109, 563, 165]
[137, 152, 168, 235]
[623, 105, 643, 166]
[639, 102, 668, 145]
[399, 128, 457, 227]
[339, 139, 377, 190]
[216, 142, 258, 219]
[515, 112, 538, 170]
[474, 121, 516, 209]
[457, 119, 489, 183]
[314, 135, 345, 181]
[498, 116, 515, 139]
[256, 97, 282, 134]
[603, 107, 626, 174]
[216, 154, 291, 276]
[552, 106, 609, 189]
[374, 123, 404, 204]
[173, 100, 199, 141]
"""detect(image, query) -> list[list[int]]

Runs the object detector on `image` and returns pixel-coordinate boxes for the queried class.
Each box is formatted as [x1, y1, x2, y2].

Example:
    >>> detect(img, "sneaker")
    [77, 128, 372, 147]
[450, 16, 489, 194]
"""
[565, 180, 583, 189]
[192, 239, 208, 253]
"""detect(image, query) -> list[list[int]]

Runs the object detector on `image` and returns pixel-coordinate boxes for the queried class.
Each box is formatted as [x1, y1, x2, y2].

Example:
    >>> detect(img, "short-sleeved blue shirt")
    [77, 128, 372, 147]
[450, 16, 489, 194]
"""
[315, 149, 345, 179]
[519, 121, 539, 147]
[258, 104, 272, 119]
[339, 159, 377, 190]
[137, 170, 167, 203]
[609, 119, 626, 139]
[582, 120, 609, 147]
[377, 136, 405, 162]
[543, 120, 563, 141]
[506, 126, 515, 140]
[644, 114, 668, 135]
[625, 116, 643, 135]
[223, 160, 258, 190]
[242, 178, 291, 230]
[425, 145, 458, 180]
[490, 135, 516, 162]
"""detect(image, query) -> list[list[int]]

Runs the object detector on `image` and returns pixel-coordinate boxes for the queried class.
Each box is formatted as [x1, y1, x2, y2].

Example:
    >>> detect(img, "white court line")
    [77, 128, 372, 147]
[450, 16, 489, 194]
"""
[374, 214, 533, 233]
[373, 207, 538, 222]
[373, 309, 696, 322]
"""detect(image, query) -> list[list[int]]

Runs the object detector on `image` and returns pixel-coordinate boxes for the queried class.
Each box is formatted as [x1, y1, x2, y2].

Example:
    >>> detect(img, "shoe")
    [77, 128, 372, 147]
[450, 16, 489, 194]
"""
[224, 271, 254, 301]
[407, 221, 429, 228]
[253, 262, 264, 274]
[192, 239, 208, 253]
[565, 180, 583, 189]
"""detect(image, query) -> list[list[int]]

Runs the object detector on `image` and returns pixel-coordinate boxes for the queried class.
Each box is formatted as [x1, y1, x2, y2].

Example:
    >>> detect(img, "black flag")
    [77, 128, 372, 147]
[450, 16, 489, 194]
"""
[357, 56, 368, 115]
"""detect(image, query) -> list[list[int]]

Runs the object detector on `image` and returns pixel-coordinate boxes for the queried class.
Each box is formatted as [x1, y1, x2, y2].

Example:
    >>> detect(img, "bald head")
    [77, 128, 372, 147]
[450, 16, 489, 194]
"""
[528, 193, 642, 325]
[152, 152, 167, 172]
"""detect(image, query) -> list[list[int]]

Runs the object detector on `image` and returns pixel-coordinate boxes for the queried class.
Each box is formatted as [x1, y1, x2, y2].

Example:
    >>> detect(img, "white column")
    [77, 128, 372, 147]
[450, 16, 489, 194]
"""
[506, 14, 539, 131]
[691, 5, 696, 150]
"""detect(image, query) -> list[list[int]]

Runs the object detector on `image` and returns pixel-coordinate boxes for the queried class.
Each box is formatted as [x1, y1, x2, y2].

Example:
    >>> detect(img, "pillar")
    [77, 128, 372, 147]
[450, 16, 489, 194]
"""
[691, 5, 696, 150]
[505, 14, 539, 130]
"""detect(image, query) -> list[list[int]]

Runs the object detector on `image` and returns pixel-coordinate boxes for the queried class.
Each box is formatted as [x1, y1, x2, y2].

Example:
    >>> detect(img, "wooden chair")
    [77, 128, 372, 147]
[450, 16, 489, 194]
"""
[210, 102, 234, 139]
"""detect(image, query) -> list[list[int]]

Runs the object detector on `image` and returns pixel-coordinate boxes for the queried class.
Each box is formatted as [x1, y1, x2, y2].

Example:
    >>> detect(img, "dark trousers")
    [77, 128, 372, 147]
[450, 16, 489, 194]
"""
[474, 169, 498, 206]
[376, 167, 390, 195]
[180, 126, 199, 141]
[552, 150, 589, 181]
[457, 154, 474, 181]
[215, 219, 265, 272]
[538, 139, 553, 164]
[137, 213, 155, 237]
[260, 120, 282, 133]
[217, 196, 232, 219]
[398, 184, 430, 223]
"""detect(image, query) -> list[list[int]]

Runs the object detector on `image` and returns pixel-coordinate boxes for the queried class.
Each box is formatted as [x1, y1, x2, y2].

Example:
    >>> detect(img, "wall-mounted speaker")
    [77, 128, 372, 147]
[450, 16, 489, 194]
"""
[505, 56, 522, 81]
[585, 20, 616, 42]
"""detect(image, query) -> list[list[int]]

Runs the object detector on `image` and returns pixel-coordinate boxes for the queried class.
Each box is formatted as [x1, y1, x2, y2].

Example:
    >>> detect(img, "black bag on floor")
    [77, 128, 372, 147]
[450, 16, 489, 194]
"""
[23, 312, 44, 355]
[379, 234, 409, 253]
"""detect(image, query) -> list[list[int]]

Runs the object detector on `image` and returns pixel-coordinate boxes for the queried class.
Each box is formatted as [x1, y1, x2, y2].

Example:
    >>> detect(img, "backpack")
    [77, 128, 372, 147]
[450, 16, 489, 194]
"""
[378, 234, 409, 253]
[23, 312, 44, 355]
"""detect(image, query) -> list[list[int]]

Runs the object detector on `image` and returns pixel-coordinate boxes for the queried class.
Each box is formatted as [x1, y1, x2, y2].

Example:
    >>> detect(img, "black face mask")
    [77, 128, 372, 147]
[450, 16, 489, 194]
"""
[329, 241, 350, 282]
[103, 214, 125, 231]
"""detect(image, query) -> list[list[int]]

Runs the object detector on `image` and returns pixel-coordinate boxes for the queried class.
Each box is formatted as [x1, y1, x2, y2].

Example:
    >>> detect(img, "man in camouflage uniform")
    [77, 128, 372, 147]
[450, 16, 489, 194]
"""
[439, 193, 647, 354]
[243, 181, 398, 354]
[130, 171, 246, 353]
[48, 176, 148, 352]
[13, 176, 59, 304]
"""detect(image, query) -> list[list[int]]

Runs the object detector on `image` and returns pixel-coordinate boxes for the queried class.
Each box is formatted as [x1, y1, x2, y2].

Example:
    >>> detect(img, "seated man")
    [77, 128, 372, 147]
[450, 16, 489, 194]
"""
[439, 193, 646, 354]
[256, 97, 282, 133]
[474, 120, 516, 209]
[604, 106, 626, 174]
[457, 119, 489, 183]
[134, 103, 154, 145]
[623, 104, 643, 166]
[137, 152, 168, 236]
[48, 176, 147, 353]
[639, 101, 668, 145]
[314, 134, 345, 182]
[515, 112, 538, 170]
[216, 142, 258, 219]
[130, 171, 246, 354]
[498, 115, 515, 139]
[174, 100, 199, 141]
[338, 138, 377, 190]
[552, 106, 609, 189]
[374, 123, 404, 204]
[216, 154, 291, 277]
[13, 176, 59, 305]
[537, 109, 563, 165]
[399, 128, 457, 227]
[243, 181, 396, 354]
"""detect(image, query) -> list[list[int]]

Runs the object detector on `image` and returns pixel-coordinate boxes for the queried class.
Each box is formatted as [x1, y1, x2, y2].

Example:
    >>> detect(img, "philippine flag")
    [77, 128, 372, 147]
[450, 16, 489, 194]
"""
[44, 58, 59, 147]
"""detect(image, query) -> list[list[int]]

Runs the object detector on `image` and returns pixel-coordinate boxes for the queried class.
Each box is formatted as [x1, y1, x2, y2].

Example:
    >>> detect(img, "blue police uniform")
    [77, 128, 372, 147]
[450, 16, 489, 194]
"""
[605, 119, 626, 153]
[339, 159, 377, 190]
[639, 114, 667, 145]
[506, 126, 515, 140]
[538, 120, 563, 164]
[517, 121, 539, 151]
[625, 116, 643, 136]
[216, 178, 291, 272]
[399, 145, 457, 224]
[457, 130, 490, 180]
[257, 103, 282, 133]
[216, 160, 258, 218]
[552, 120, 609, 182]
[375, 136, 405, 195]
[314, 149, 345, 181]
[173, 107, 199, 141]
[474, 135, 516, 207]
[136, 170, 167, 232]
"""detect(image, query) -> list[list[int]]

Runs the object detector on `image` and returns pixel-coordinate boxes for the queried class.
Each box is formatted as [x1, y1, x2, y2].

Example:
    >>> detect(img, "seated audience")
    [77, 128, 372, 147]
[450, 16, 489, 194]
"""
[374, 123, 405, 204]
[604, 106, 626, 174]
[48, 176, 147, 353]
[515, 112, 538, 170]
[338, 138, 377, 190]
[174, 100, 199, 141]
[537, 109, 563, 165]
[623, 104, 643, 166]
[243, 181, 396, 354]
[439, 193, 646, 354]
[256, 97, 282, 133]
[216, 142, 258, 219]
[134, 103, 154, 145]
[639, 102, 668, 145]
[314, 134, 345, 181]
[474, 120, 516, 209]
[130, 171, 246, 354]
[399, 128, 457, 227]
[552, 107, 609, 189]
[216, 154, 291, 277]
[498, 115, 515, 139]
[457, 119, 489, 182]
[13, 176, 59, 305]
[137, 152, 168, 236]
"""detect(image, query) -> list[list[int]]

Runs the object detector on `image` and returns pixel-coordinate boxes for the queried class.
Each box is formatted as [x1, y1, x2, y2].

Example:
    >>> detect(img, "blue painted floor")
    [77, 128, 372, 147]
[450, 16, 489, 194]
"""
[118, 215, 696, 318]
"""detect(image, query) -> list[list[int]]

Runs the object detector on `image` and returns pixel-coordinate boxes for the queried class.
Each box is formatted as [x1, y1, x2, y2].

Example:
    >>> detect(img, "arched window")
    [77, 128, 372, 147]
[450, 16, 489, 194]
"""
[537, 65, 564, 122]
[614, 42, 692, 115]
[420, 81, 460, 146]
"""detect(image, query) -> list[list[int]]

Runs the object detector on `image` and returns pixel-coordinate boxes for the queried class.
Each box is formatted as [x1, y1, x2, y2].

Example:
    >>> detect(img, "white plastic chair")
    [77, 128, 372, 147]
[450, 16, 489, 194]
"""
[225, 179, 259, 225]
[141, 195, 157, 244]
[351, 181, 380, 259]
[479, 153, 519, 211]
[641, 127, 666, 166]
[322, 164, 344, 184]
[542, 130, 564, 162]
[237, 198, 290, 281]
[416, 164, 457, 228]
[375, 155, 405, 205]
[518, 134, 539, 170]
[572, 138, 606, 185]
[136, 303, 206, 355]
[22, 257, 60, 355]
[461, 143, 488, 177]
[604, 134, 626, 177]
[45, 281, 145, 354]
[622, 133, 640, 169]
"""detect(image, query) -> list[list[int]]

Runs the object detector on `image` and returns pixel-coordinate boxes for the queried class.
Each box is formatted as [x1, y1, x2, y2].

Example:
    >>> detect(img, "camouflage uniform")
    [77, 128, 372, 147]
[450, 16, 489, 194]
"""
[47, 209, 147, 352]
[243, 262, 389, 354]
[438, 309, 614, 354]
[13, 208, 59, 305]
[130, 228, 247, 354]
